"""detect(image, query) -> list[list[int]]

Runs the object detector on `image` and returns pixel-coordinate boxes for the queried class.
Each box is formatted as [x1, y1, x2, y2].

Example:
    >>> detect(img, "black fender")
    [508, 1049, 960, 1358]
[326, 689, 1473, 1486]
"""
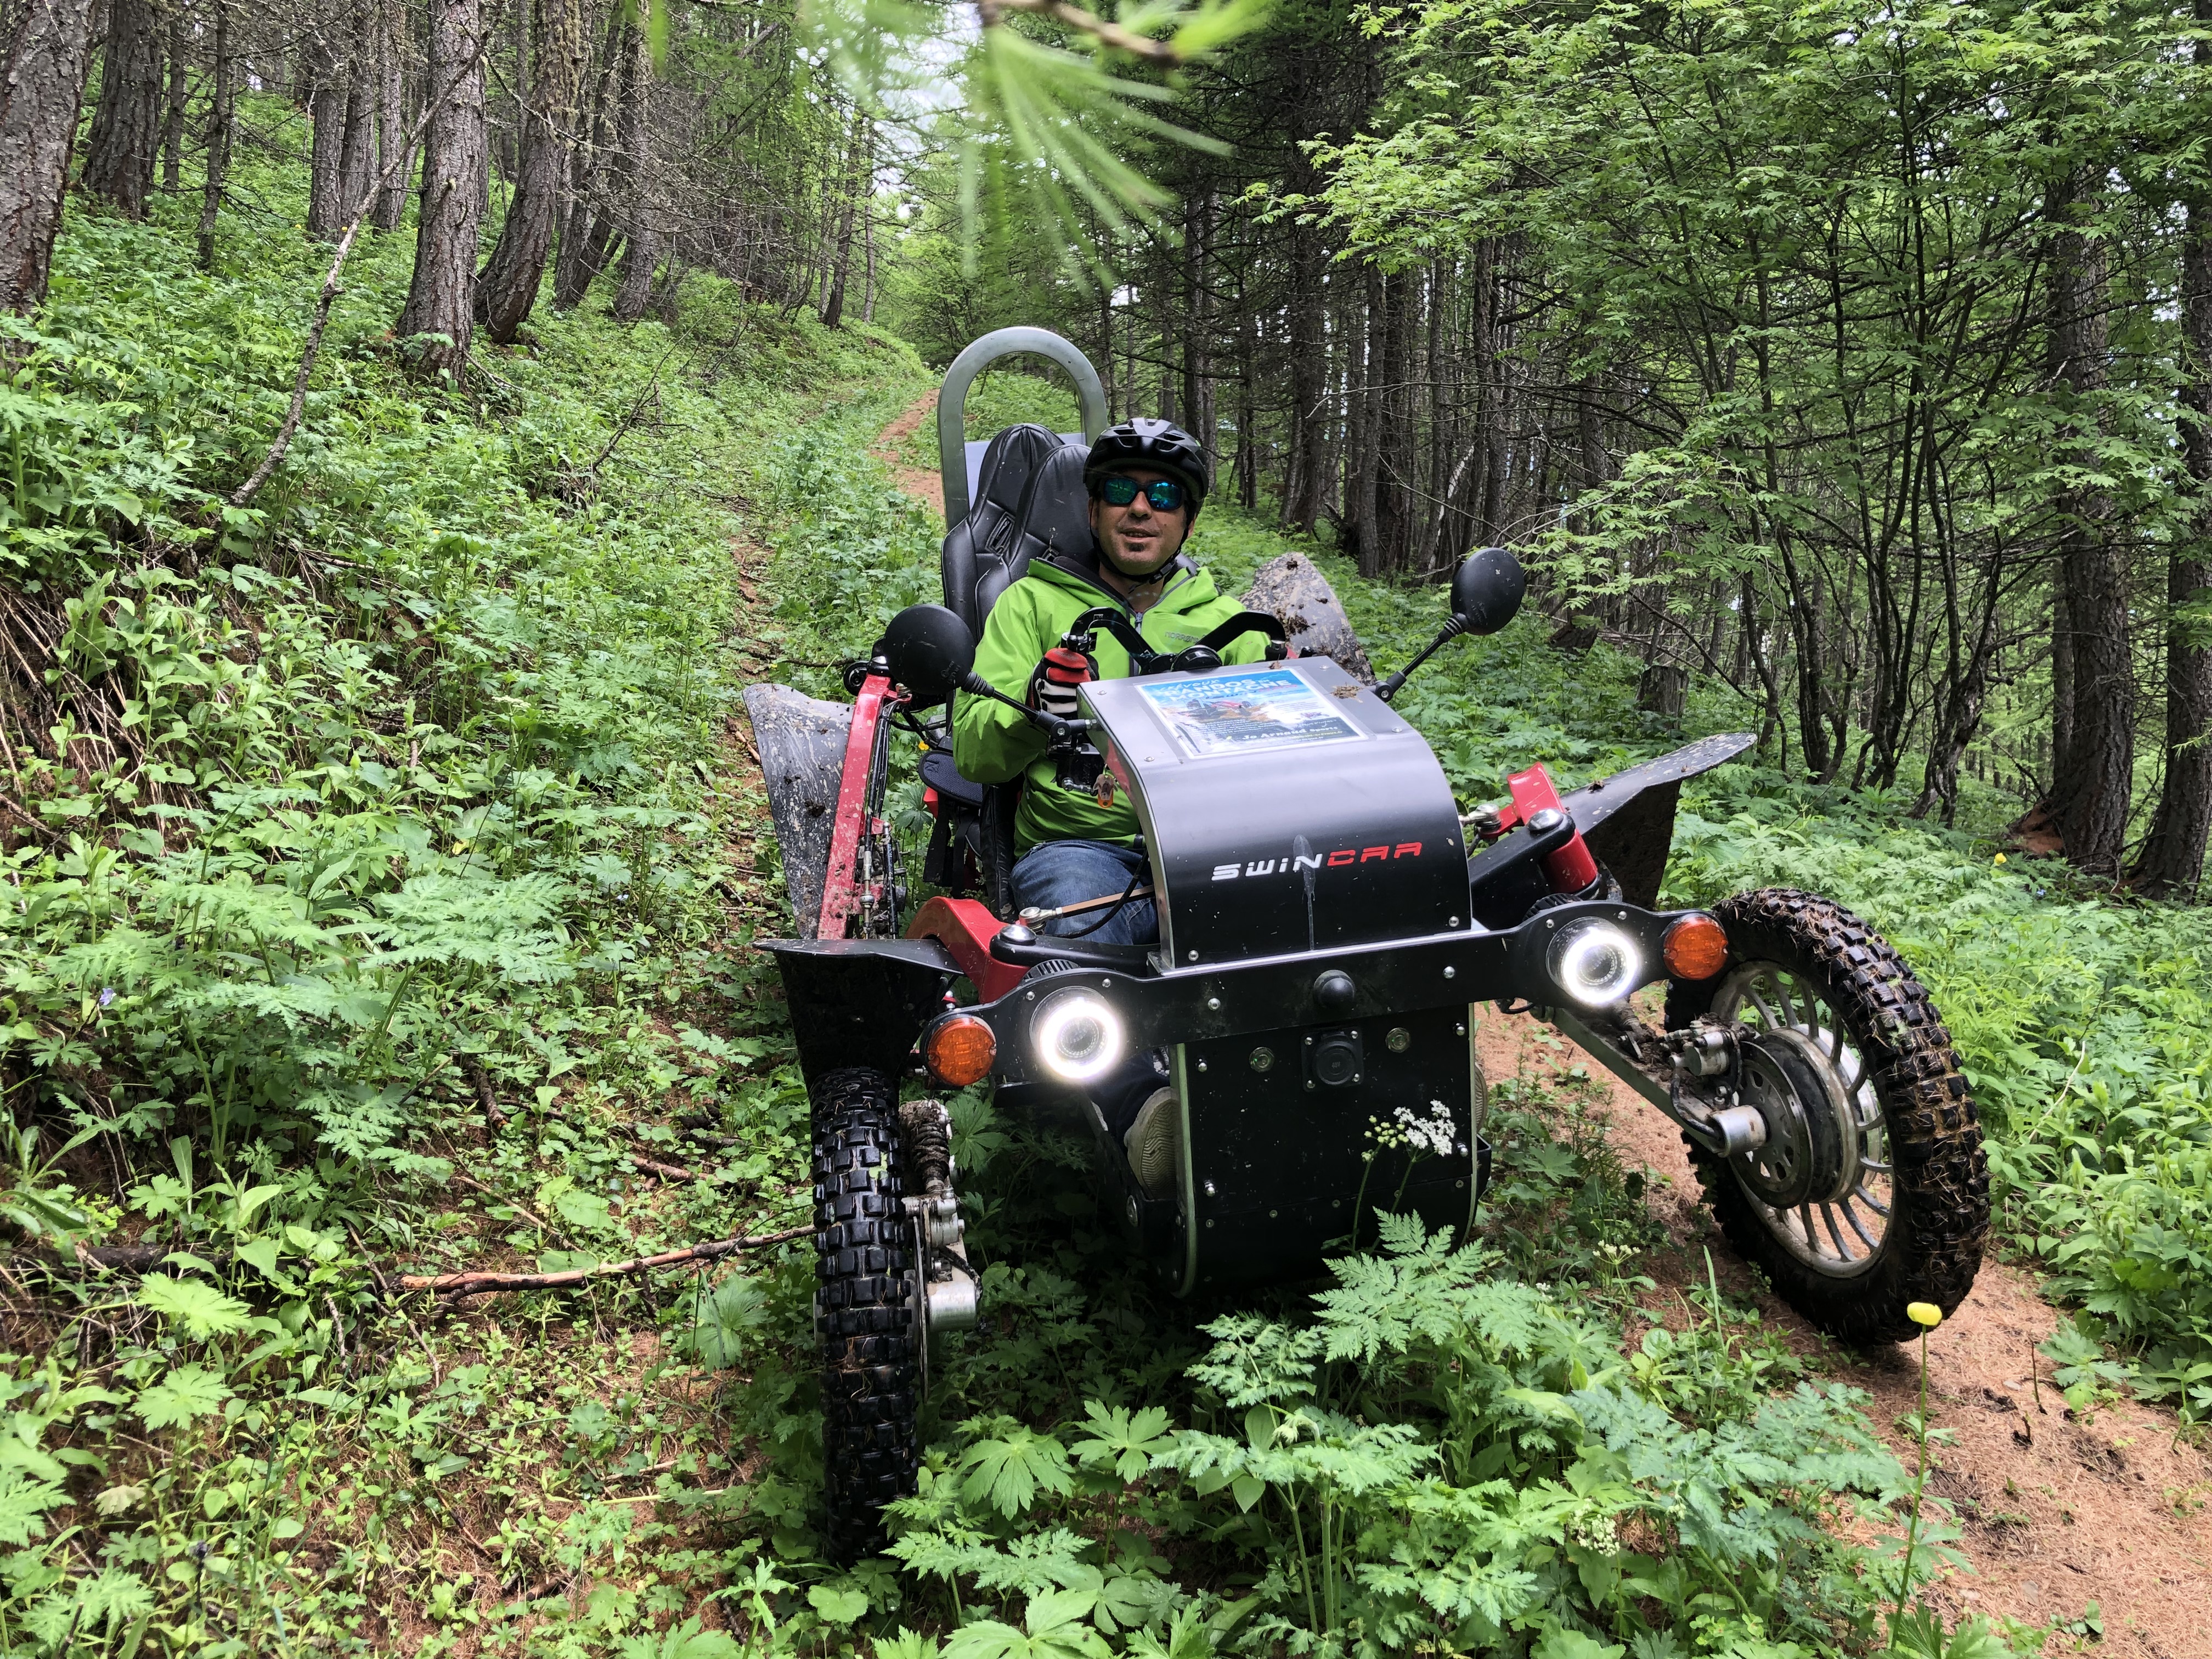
[765, 938, 958, 1086]
[1564, 731, 1755, 909]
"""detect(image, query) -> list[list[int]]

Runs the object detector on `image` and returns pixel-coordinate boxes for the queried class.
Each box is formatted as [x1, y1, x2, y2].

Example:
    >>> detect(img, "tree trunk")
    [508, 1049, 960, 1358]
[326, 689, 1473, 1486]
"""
[303, 26, 349, 236]
[1236, 270, 1257, 511]
[1181, 189, 1215, 456]
[555, 197, 615, 307]
[860, 156, 877, 325]
[1349, 264, 1385, 577]
[195, 0, 232, 269]
[1373, 266, 1415, 574]
[338, 58, 377, 223]
[2046, 167, 2132, 876]
[819, 112, 861, 330]
[396, 0, 487, 377]
[160, 6, 187, 192]
[0, 0, 98, 314]
[612, 226, 658, 321]
[551, 19, 622, 308]
[1284, 222, 1326, 535]
[1911, 554, 2005, 825]
[607, 22, 654, 323]
[2131, 163, 2212, 896]
[477, 0, 582, 342]
[371, 0, 412, 232]
[82, 0, 163, 218]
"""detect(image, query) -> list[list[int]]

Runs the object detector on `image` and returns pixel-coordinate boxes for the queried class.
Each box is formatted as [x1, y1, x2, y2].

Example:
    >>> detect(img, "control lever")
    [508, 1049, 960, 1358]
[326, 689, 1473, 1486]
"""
[960, 673, 1110, 800]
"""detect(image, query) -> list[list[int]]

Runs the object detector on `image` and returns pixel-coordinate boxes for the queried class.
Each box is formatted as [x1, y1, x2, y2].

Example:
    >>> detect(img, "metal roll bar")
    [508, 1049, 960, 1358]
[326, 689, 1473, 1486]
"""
[936, 327, 1110, 528]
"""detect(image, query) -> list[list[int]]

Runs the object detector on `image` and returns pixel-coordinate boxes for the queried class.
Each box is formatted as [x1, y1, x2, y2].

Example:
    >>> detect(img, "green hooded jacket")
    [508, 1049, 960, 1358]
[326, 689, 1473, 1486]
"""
[951, 552, 1269, 851]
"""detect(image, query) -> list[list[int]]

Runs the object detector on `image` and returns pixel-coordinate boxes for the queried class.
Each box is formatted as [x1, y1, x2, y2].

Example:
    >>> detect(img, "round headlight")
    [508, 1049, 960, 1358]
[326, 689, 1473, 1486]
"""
[1030, 988, 1126, 1083]
[1548, 918, 1643, 1007]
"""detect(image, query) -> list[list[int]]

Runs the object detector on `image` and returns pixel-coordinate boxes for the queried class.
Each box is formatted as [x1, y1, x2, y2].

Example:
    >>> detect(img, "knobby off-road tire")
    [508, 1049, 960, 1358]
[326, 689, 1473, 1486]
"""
[811, 1066, 918, 1560]
[1665, 888, 1988, 1345]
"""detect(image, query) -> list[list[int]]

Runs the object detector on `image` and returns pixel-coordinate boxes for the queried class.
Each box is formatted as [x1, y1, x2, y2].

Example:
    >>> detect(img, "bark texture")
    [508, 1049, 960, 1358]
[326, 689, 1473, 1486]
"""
[0, 0, 98, 314]
[551, 24, 624, 309]
[607, 22, 655, 324]
[371, 0, 411, 232]
[304, 26, 349, 235]
[477, 0, 584, 342]
[2046, 169, 2132, 877]
[338, 74, 377, 224]
[160, 9, 187, 191]
[195, 0, 233, 269]
[2132, 180, 2212, 896]
[82, 0, 163, 218]
[819, 114, 862, 330]
[396, 0, 488, 377]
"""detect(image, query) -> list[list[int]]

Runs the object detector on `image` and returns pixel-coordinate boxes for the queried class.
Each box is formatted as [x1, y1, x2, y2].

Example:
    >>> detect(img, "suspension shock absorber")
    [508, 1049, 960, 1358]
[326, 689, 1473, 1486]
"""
[1505, 763, 1600, 893]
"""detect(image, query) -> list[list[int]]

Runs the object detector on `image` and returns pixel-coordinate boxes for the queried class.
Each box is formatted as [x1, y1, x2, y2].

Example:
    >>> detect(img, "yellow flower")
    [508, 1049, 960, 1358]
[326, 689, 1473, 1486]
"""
[1907, 1301, 1943, 1328]
[1993, 852, 2007, 865]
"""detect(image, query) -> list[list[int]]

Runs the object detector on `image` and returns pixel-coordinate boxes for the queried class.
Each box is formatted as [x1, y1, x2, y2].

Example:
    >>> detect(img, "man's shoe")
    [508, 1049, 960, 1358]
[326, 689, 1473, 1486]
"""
[1124, 1087, 1181, 1201]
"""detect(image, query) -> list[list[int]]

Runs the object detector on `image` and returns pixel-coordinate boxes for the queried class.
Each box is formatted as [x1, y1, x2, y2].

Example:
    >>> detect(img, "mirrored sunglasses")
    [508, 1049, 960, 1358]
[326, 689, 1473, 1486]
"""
[1098, 475, 1186, 511]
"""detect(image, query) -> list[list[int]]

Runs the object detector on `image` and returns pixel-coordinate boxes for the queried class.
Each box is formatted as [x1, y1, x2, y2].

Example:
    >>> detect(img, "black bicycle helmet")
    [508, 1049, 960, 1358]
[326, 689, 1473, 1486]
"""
[1084, 418, 1210, 513]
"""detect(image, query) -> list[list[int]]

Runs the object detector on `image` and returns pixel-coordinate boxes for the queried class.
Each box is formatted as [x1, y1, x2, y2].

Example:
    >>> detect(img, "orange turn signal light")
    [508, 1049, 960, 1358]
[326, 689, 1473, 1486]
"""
[922, 1013, 997, 1087]
[1662, 914, 1730, 981]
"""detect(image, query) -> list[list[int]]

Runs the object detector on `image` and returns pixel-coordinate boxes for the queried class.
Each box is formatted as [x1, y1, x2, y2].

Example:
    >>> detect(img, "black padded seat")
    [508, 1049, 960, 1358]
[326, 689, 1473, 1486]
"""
[941, 428, 1097, 631]
[1007, 445, 1094, 575]
[919, 748, 986, 810]
[940, 424, 1060, 633]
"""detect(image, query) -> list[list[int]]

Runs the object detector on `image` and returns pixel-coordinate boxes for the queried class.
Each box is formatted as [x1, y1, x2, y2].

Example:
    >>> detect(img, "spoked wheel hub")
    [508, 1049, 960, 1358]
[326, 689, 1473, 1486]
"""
[1706, 959, 1892, 1280]
[1733, 1027, 1862, 1212]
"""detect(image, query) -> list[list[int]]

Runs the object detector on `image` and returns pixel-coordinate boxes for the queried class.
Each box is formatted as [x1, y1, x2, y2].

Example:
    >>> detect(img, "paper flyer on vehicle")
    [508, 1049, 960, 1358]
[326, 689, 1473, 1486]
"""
[1137, 670, 1364, 758]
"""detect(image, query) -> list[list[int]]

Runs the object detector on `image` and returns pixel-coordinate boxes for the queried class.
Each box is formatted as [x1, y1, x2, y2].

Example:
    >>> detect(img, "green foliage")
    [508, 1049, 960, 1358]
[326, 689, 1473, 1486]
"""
[0, 116, 933, 1653]
[0, 81, 2143, 1659]
[1664, 778, 2212, 1383]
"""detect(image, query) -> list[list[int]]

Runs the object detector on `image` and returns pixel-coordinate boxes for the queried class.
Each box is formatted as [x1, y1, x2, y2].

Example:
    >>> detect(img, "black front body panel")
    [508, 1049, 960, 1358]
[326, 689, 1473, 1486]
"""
[1041, 666, 1498, 1289]
[1177, 1003, 1485, 1290]
[1080, 656, 1468, 965]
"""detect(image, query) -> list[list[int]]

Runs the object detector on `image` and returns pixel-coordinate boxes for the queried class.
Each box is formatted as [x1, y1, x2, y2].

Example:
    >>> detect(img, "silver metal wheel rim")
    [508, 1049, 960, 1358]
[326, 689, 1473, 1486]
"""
[1710, 960, 1892, 1279]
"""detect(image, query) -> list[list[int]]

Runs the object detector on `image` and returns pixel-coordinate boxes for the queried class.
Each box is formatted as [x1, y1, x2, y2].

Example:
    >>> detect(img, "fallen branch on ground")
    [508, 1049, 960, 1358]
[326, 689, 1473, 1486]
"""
[462, 1056, 505, 1131]
[66, 1242, 224, 1274]
[398, 1224, 812, 1296]
[627, 1151, 709, 1183]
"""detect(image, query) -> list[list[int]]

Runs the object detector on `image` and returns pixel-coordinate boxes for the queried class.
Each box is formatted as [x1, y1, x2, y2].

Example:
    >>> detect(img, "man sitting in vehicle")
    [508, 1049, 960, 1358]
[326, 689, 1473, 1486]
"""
[952, 417, 1269, 956]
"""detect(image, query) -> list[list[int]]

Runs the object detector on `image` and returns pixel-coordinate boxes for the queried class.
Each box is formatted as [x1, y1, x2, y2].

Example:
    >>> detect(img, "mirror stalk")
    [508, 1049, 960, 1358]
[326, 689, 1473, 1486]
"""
[960, 672, 1087, 741]
[1375, 619, 1467, 704]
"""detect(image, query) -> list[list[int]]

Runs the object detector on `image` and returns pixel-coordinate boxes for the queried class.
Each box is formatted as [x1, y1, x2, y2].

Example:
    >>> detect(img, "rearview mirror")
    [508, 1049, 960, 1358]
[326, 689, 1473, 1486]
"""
[1451, 547, 1526, 636]
[878, 604, 978, 707]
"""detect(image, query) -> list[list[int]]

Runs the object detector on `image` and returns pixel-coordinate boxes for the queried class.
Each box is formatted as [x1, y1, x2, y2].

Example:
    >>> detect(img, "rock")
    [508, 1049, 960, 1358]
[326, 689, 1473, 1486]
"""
[742, 682, 851, 938]
[1241, 553, 1375, 684]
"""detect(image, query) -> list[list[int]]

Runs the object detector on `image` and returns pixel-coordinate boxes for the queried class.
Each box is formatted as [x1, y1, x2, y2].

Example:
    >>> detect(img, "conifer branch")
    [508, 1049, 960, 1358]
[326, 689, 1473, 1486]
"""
[978, 0, 1182, 64]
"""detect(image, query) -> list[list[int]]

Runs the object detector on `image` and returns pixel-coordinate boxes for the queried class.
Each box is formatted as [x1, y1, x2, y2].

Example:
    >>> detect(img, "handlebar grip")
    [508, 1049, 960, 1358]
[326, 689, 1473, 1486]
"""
[1193, 611, 1289, 653]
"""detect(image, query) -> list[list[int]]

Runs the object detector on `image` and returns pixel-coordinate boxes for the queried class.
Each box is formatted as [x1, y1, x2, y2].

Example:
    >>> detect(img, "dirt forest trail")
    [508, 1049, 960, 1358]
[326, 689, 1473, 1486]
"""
[1476, 1011, 2212, 1659]
[872, 390, 945, 523]
[858, 400, 2212, 1654]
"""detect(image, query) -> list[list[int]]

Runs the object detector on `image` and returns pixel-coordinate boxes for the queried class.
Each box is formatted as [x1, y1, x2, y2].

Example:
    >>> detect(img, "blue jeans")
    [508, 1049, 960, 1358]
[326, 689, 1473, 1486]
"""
[1009, 839, 1158, 946]
[1008, 839, 1164, 1136]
